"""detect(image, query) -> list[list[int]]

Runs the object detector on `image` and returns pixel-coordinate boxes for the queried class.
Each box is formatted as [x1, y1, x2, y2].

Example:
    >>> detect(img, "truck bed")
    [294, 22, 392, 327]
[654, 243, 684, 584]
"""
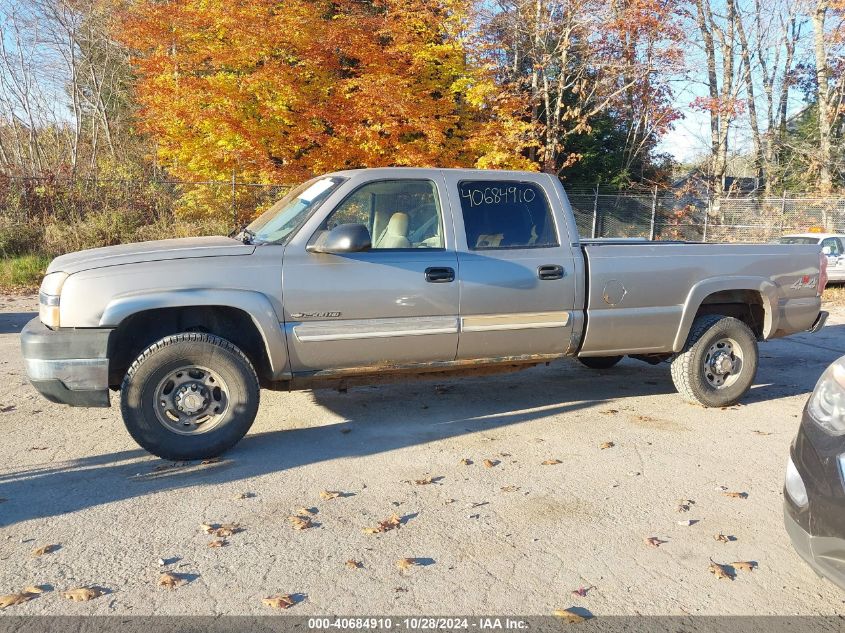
[578, 241, 822, 356]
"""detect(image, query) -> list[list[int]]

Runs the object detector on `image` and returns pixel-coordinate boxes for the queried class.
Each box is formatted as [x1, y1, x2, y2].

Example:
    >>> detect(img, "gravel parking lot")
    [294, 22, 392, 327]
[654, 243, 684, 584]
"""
[1, 294, 844, 616]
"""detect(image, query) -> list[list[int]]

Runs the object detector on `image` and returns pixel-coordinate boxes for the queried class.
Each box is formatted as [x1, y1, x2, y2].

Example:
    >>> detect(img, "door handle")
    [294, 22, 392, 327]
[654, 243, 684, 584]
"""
[425, 267, 455, 283]
[538, 264, 564, 280]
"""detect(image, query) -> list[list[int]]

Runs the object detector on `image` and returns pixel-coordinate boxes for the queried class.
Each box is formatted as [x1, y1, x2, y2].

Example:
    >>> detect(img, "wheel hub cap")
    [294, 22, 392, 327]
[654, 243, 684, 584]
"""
[175, 383, 208, 414]
[710, 351, 734, 375]
[153, 366, 229, 435]
[703, 337, 744, 389]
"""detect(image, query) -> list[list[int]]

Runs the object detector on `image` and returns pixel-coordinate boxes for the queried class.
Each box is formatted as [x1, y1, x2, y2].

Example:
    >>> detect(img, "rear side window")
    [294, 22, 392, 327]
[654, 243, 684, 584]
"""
[458, 181, 558, 250]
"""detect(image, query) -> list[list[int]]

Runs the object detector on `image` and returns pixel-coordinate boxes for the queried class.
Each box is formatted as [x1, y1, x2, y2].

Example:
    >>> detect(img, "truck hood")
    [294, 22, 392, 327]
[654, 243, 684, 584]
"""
[47, 236, 255, 274]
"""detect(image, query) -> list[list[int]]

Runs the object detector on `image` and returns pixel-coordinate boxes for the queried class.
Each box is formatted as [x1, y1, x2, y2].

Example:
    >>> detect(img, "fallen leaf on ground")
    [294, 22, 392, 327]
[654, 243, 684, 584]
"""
[600, 441, 615, 450]
[319, 490, 341, 500]
[723, 491, 748, 499]
[732, 561, 757, 572]
[482, 459, 498, 468]
[213, 523, 241, 537]
[296, 507, 317, 516]
[157, 572, 185, 589]
[363, 513, 402, 534]
[21, 586, 45, 595]
[459, 458, 472, 466]
[541, 459, 563, 465]
[31, 544, 58, 556]
[709, 559, 735, 580]
[676, 499, 695, 512]
[553, 608, 586, 623]
[207, 539, 227, 548]
[409, 477, 440, 485]
[262, 594, 296, 609]
[396, 558, 419, 571]
[715, 533, 735, 543]
[571, 586, 593, 598]
[199, 523, 215, 534]
[61, 587, 103, 602]
[345, 560, 363, 569]
[288, 515, 314, 530]
[0, 591, 38, 609]
[645, 536, 667, 547]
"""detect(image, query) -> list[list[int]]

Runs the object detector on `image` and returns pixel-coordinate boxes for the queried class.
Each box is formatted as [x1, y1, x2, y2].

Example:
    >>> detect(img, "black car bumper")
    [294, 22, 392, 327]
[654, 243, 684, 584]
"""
[20, 317, 112, 407]
[784, 406, 845, 591]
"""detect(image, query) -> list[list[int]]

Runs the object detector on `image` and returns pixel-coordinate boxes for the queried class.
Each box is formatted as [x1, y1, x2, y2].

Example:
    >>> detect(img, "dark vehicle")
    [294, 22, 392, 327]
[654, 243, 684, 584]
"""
[784, 356, 845, 591]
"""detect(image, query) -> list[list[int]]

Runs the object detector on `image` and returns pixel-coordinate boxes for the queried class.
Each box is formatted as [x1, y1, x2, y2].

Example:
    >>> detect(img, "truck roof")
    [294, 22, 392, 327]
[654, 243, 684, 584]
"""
[324, 167, 548, 179]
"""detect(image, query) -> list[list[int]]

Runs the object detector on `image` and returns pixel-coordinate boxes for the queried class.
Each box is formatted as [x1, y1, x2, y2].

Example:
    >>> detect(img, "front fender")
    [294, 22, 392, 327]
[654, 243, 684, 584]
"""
[100, 288, 289, 380]
[672, 276, 779, 352]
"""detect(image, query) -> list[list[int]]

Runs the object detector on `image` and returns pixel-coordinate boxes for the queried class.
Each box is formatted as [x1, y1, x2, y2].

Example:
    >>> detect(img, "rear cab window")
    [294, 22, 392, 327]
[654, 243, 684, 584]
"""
[457, 180, 558, 250]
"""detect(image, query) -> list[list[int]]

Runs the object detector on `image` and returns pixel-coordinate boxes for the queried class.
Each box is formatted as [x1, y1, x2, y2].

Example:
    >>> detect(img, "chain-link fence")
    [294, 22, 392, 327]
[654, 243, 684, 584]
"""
[568, 187, 845, 242]
[3, 175, 845, 256]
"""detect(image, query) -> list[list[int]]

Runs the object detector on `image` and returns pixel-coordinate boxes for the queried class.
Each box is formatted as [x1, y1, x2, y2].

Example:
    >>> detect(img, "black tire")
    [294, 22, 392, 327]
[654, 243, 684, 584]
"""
[120, 333, 260, 460]
[670, 315, 758, 407]
[578, 355, 624, 370]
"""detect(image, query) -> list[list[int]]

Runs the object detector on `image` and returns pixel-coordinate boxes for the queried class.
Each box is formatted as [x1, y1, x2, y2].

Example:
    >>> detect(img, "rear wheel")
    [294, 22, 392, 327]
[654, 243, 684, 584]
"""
[670, 315, 758, 407]
[578, 355, 624, 370]
[120, 333, 260, 460]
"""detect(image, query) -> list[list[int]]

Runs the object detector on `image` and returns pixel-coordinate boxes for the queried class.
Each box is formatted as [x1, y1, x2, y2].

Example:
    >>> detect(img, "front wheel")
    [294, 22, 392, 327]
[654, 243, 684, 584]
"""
[670, 315, 758, 407]
[120, 333, 260, 460]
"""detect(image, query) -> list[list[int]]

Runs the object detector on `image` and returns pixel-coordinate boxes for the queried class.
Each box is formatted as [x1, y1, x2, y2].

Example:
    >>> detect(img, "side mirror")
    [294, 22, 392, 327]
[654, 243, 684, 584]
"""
[308, 223, 371, 254]
[822, 246, 832, 255]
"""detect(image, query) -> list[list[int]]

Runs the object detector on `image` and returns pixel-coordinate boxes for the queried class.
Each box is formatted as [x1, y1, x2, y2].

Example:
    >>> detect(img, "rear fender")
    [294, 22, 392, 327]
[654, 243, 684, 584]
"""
[672, 276, 778, 352]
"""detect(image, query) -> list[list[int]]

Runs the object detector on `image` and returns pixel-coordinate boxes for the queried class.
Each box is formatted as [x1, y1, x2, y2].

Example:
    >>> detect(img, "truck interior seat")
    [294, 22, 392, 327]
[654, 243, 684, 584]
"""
[376, 212, 411, 248]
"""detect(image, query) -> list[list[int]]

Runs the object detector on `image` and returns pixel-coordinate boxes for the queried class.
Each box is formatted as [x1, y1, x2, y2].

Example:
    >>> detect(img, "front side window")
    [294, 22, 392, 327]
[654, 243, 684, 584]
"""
[311, 179, 444, 250]
[458, 181, 558, 250]
[247, 177, 344, 244]
[822, 237, 843, 256]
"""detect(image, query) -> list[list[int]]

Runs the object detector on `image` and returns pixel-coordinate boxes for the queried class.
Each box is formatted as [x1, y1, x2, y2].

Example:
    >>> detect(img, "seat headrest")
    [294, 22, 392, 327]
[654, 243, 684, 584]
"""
[386, 212, 409, 236]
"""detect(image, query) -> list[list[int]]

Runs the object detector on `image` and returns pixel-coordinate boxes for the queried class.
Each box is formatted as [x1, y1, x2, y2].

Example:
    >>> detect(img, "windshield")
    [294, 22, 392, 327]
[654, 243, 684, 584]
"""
[779, 236, 820, 245]
[246, 177, 344, 244]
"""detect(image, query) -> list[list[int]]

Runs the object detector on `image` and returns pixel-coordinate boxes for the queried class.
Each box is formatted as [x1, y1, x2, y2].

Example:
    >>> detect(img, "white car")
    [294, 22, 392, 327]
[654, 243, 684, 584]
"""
[780, 233, 845, 282]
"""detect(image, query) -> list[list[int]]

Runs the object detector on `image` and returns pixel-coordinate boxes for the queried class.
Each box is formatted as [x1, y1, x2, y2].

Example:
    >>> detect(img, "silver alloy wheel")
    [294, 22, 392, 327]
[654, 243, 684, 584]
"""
[703, 337, 743, 389]
[153, 365, 229, 435]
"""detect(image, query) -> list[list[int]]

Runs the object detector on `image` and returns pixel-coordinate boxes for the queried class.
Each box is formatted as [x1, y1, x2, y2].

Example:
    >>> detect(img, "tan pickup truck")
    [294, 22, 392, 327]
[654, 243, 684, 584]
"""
[21, 168, 828, 459]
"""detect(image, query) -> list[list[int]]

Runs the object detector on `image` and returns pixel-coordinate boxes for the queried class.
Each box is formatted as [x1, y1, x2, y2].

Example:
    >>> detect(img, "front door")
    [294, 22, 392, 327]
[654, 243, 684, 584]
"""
[821, 237, 845, 280]
[443, 172, 579, 360]
[281, 176, 459, 373]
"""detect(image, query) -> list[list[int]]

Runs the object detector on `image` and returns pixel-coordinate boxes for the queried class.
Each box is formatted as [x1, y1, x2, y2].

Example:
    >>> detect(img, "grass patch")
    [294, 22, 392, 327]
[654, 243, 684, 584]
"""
[0, 255, 50, 292]
[823, 284, 845, 307]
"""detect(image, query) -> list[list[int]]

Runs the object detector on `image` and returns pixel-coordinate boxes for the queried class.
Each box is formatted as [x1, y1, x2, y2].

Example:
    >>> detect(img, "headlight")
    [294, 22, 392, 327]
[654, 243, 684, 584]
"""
[786, 455, 808, 507]
[38, 272, 68, 328]
[807, 358, 845, 435]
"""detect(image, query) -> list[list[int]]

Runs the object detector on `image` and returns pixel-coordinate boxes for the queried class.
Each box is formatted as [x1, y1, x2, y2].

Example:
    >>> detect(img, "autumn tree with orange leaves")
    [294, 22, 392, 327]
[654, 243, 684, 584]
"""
[118, 0, 535, 185]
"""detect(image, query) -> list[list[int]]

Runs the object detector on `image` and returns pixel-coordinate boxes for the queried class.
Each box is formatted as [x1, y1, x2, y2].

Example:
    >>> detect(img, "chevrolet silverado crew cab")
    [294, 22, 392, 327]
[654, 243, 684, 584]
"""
[21, 168, 829, 460]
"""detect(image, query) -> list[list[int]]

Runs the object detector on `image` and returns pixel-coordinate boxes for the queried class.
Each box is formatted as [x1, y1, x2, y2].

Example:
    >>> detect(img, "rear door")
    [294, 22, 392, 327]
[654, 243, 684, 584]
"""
[281, 174, 460, 372]
[443, 171, 579, 360]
